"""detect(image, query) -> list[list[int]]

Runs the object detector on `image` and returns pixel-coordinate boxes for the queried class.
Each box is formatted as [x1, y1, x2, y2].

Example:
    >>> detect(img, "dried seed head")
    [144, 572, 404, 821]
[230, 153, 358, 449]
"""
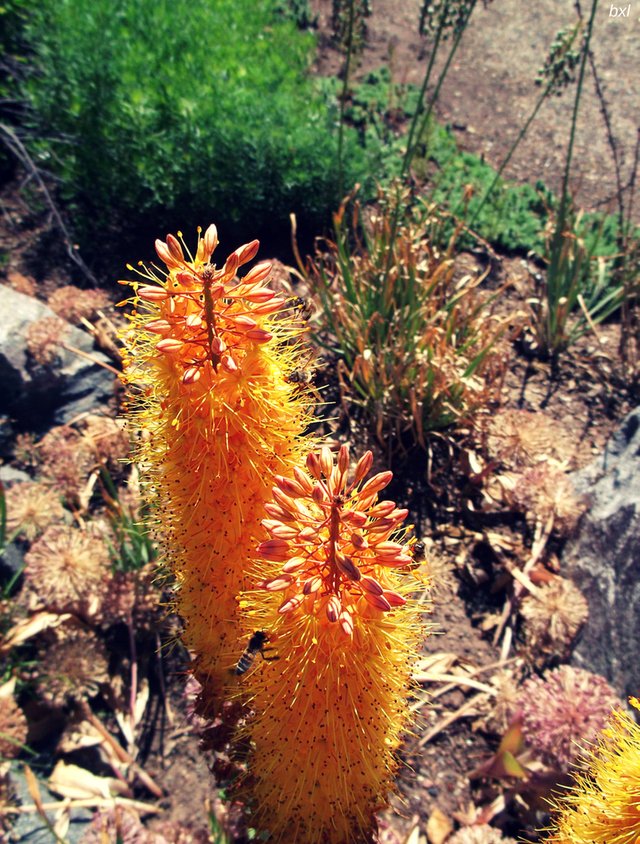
[515, 665, 620, 770]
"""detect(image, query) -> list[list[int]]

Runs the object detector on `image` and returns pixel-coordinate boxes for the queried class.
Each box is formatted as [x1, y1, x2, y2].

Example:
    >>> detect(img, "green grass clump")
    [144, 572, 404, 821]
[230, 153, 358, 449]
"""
[19, 0, 367, 251]
[307, 185, 505, 451]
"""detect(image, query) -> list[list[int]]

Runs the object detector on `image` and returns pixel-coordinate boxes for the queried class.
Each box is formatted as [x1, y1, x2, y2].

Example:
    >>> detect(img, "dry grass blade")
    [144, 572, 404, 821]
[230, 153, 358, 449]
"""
[307, 185, 506, 451]
[419, 694, 487, 747]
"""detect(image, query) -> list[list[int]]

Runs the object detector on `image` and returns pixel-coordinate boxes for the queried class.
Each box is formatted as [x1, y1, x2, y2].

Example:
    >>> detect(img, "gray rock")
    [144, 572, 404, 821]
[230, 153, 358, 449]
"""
[0, 465, 30, 485]
[8, 761, 92, 843]
[564, 407, 640, 699]
[0, 285, 116, 431]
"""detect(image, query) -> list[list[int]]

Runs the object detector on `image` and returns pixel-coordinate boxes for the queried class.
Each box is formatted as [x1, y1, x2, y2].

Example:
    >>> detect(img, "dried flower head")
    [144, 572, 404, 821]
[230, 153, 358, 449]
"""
[151, 821, 211, 844]
[546, 697, 640, 843]
[0, 681, 28, 758]
[38, 622, 109, 706]
[7, 269, 36, 296]
[486, 409, 574, 471]
[38, 425, 95, 505]
[475, 668, 522, 736]
[520, 576, 588, 663]
[80, 804, 164, 843]
[239, 445, 424, 843]
[512, 465, 585, 533]
[4, 481, 66, 542]
[448, 825, 518, 844]
[81, 414, 130, 467]
[37, 622, 109, 706]
[13, 432, 40, 469]
[47, 286, 111, 325]
[24, 525, 111, 619]
[0, 762, 19, 837]
[99, 563, 162, 629]
[25, 316, 69, 366]
[516, 665, 620, 770]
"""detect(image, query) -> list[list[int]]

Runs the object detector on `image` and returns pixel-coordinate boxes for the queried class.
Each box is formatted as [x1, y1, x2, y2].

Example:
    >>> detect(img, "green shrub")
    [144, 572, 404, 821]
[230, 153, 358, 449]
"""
[20, 0, 367, 253]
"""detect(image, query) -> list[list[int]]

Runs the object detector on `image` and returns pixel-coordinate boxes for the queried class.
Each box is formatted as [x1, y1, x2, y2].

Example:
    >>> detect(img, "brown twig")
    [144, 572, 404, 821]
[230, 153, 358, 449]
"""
[0, 123, 99, 286]
[77, 701, 164, 798]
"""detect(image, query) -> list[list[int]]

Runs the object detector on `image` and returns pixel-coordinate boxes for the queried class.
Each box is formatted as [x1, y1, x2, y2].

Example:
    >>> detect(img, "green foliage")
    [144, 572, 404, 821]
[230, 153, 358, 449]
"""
[19, 0, 368, 251]
[273, 0, 317, 28]
[530, 207, 625, 360]
[100, 469, 155, 574]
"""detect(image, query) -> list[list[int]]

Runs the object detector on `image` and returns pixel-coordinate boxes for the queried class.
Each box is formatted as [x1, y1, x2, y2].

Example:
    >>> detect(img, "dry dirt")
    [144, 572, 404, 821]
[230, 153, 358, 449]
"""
[312, 0, 640, 218]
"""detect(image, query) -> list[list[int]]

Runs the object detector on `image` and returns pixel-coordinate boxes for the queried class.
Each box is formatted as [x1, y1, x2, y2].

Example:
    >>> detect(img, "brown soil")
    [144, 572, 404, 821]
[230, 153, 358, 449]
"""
[312, 0, 640, 218]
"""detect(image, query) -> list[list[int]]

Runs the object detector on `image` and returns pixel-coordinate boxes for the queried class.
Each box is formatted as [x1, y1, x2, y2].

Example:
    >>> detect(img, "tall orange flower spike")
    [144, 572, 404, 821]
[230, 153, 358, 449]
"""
[119, 225, 316, 712]
[546, 697, 640, 844]
[238, 444, 426, 843]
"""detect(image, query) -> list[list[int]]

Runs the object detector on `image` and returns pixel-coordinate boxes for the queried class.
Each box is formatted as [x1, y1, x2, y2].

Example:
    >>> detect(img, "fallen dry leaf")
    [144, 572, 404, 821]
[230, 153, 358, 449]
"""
[426, 807, 453, 844]
[0, 612, 72, 654]
[48, 760, 129, 801]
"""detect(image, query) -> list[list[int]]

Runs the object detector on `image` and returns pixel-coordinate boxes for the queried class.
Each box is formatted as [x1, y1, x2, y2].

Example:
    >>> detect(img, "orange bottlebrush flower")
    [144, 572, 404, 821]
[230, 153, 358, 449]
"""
[119, 225, 315, 710]
[546, 698, 640, 843]
[238, 445, 425, 844]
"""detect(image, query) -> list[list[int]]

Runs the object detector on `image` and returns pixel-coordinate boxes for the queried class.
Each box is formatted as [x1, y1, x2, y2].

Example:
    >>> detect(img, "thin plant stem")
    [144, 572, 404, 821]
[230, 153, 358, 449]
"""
[547, 0, 599, 364]
[337, 0, 356, 199]
[467, 87, 548, 228]
[384, 1, 477, 282]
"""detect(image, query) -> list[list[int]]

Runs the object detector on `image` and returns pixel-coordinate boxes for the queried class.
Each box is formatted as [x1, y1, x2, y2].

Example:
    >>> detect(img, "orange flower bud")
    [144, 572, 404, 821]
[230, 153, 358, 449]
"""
[326, 595, 342, 622]
[362, 591, 392, 611]
[319, 445, 334, 478]
[353, 450, 373, 485]
[202, 223, 218, 259]
[165, 233, 184, 263]
[234, 239, 260, 266]
[242, 261, 272, 285]
[257, 538, 291, 561]
[359, 471, 393, 498]
[138, 285, 169, 302]
[156, 338, 184, 354]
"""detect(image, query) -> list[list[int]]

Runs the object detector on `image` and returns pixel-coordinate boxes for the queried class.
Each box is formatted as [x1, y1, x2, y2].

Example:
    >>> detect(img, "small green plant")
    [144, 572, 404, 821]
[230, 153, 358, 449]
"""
[100, 468, 155, 574]
[529, 207, 625, 360]
[307, 185, 505, 451]
[531, 0, 626, 363]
